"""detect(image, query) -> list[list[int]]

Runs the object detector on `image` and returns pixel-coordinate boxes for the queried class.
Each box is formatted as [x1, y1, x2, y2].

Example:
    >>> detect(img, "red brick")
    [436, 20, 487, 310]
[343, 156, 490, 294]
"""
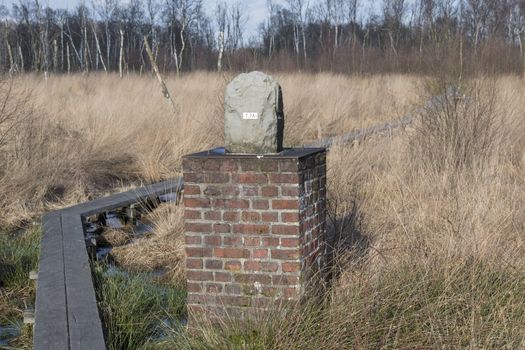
[242, 186, 259, 196]
[269, 173, 299, 184]
[184, 210, 202, 220]
[204, 211, 221, 220]
[220, 160, 238, 171]
[262, 237, 279, 247]
[218, 296, 252, 307]
[223, 236, 242, 246]
[204, 236, 221, 246]
[233, 223, 269, 234]
[282, 262, 301, 273]
[206, 283, 223, 293]
[252, 199, 269, 210]
[271, 249, 300, 260]
[225, 261, 242, 271]
[261, 186, 278, 197]
[185, 236, 201, 245]
[214, 223, 231, 233]
[184, 198, 211, 208]
[281, 186, 300, 197]
[243, 261, 261, 271]
[223, 211, 240, 221]
[184, 185, 201, 195]
[272, 200, 299, 210]
[187, 282, 202, 293]
[214, 199, 250, 209]
[186, 247, 212, 258]
[186, 258, 203, 269]
[281, 212, 299, 222]
[214, 248, 248, 259]
[233, 273, 272, 285]
[205, 259, 223, 270]
[281, 237, 300, 247]
[272, 225, 300, 235]
[184, 172, 230, 183]
[243, 236, 261, 246]
[239, 160, 259, 171]
[261, 262, 279, 272]
[261, 160, 279, 172]
[261, 212, 279, 222]
[203, 159, 222, 171]
[225, 284, 242, 295]
[252, 249, 268, 259]
[222, 186, 241, 196]
[272, 275, 300, 285]
[233, 173, 268, 184]
[203, 186, 221, 196]
[279, 160, 299, 172]
[185, 222, 212, 233]
[242, 211, 261, 222]
[283, 287, 298, 298]
[187, 270, 214, 281]
[215, 272, 232, 282]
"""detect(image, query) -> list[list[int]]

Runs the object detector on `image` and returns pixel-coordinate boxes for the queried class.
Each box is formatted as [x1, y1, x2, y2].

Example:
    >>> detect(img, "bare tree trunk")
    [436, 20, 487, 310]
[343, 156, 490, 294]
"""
[144, 36, 177, 113]
[18, 45, 24, 73]
[6, 41, 14, 74]
[119, 29, 124, 79]
[217, 31, 225, 72]
[66, 42, 70, 73]
[53, 39, 58, 72]
[178, 22, 187, 77]
[82, 10, 89, 74]
[302, 24, 307, 65]
[92, 22, 107, 73]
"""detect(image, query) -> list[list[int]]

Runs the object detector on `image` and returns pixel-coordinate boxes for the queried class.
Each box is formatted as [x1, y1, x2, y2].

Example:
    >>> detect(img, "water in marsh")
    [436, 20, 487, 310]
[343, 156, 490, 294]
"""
[0, 323, 21, 347]
[85, 192, 187, 347]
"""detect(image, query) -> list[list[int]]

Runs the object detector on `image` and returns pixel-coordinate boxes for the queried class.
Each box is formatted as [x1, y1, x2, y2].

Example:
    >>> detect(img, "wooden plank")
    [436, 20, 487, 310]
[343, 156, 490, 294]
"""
[34, 212, 69, 350]
[61, 212, 106, 350]
[34, 178, 184, 349]
[69, 178, 183, 217]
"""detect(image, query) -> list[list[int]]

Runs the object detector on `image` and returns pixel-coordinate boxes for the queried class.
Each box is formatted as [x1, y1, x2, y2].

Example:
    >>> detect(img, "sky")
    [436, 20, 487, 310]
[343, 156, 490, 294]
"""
[0, 0, 284, 39]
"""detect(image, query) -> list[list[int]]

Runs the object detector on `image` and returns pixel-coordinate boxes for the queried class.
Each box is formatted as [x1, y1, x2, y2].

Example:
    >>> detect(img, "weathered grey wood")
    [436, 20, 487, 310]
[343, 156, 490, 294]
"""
[61, 212, 106, 350]
[35, 178, 184, 350]
[303, 116, 413, 149]
[68, 179, 183, 217]
[34, 212, 69, 350]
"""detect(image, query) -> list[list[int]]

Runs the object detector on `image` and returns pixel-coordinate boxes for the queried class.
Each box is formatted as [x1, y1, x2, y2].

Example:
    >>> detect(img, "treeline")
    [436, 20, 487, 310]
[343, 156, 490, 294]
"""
[1, 0, 525, 76]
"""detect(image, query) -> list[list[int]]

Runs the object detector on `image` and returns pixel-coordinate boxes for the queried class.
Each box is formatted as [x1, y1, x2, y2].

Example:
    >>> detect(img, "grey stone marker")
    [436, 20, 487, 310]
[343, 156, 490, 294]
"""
[224, 71, 284, 154]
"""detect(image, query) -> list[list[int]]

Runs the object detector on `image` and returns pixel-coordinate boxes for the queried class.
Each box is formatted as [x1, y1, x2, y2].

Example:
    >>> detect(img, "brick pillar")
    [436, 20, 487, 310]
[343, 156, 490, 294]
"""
[182, 148, 326, 322]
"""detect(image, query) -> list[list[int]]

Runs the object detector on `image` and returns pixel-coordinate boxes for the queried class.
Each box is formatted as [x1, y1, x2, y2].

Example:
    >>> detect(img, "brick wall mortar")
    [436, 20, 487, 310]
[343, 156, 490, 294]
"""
[182, 151, 326, 323]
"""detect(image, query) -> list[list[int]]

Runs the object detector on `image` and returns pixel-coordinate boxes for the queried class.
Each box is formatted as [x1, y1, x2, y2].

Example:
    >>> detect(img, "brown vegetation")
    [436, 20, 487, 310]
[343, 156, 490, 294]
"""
[4, 72, 525, 347]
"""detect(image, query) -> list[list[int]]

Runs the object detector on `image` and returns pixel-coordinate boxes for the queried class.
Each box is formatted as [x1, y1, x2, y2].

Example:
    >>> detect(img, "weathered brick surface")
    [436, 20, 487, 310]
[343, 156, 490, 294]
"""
[182, 150, 326, 322]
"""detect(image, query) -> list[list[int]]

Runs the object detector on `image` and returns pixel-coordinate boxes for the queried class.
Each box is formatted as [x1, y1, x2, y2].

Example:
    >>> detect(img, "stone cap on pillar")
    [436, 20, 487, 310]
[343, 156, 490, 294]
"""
[183, 147, 325, 160]
[224, 71, 284, 155]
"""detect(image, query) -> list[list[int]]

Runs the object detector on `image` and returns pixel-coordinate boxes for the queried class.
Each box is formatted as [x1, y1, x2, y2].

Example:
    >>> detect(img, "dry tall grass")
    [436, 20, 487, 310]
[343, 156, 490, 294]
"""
[4, 72, 525, 347]
[0, 72, 417, 228]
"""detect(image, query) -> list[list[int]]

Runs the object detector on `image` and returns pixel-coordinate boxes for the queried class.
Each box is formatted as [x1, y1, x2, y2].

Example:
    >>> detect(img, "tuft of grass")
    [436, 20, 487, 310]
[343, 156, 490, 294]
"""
[111, 203, 186, 286]
[93, 264, 186, 350]
[0, 227, 40, 289]
[0, 227, 40, 349]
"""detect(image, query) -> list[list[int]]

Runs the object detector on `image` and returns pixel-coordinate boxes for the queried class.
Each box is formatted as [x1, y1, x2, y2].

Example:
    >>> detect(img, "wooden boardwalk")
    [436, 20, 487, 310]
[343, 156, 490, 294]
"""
[34, 179, 183, 350]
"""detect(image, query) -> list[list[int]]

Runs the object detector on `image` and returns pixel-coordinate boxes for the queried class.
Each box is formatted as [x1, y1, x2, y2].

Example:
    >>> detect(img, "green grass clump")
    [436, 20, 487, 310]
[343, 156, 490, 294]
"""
[151, 257, 525, 350]
[93, 265, 186, 350]
[0, 228, 40, 289]
[0, 227, 40, 349]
